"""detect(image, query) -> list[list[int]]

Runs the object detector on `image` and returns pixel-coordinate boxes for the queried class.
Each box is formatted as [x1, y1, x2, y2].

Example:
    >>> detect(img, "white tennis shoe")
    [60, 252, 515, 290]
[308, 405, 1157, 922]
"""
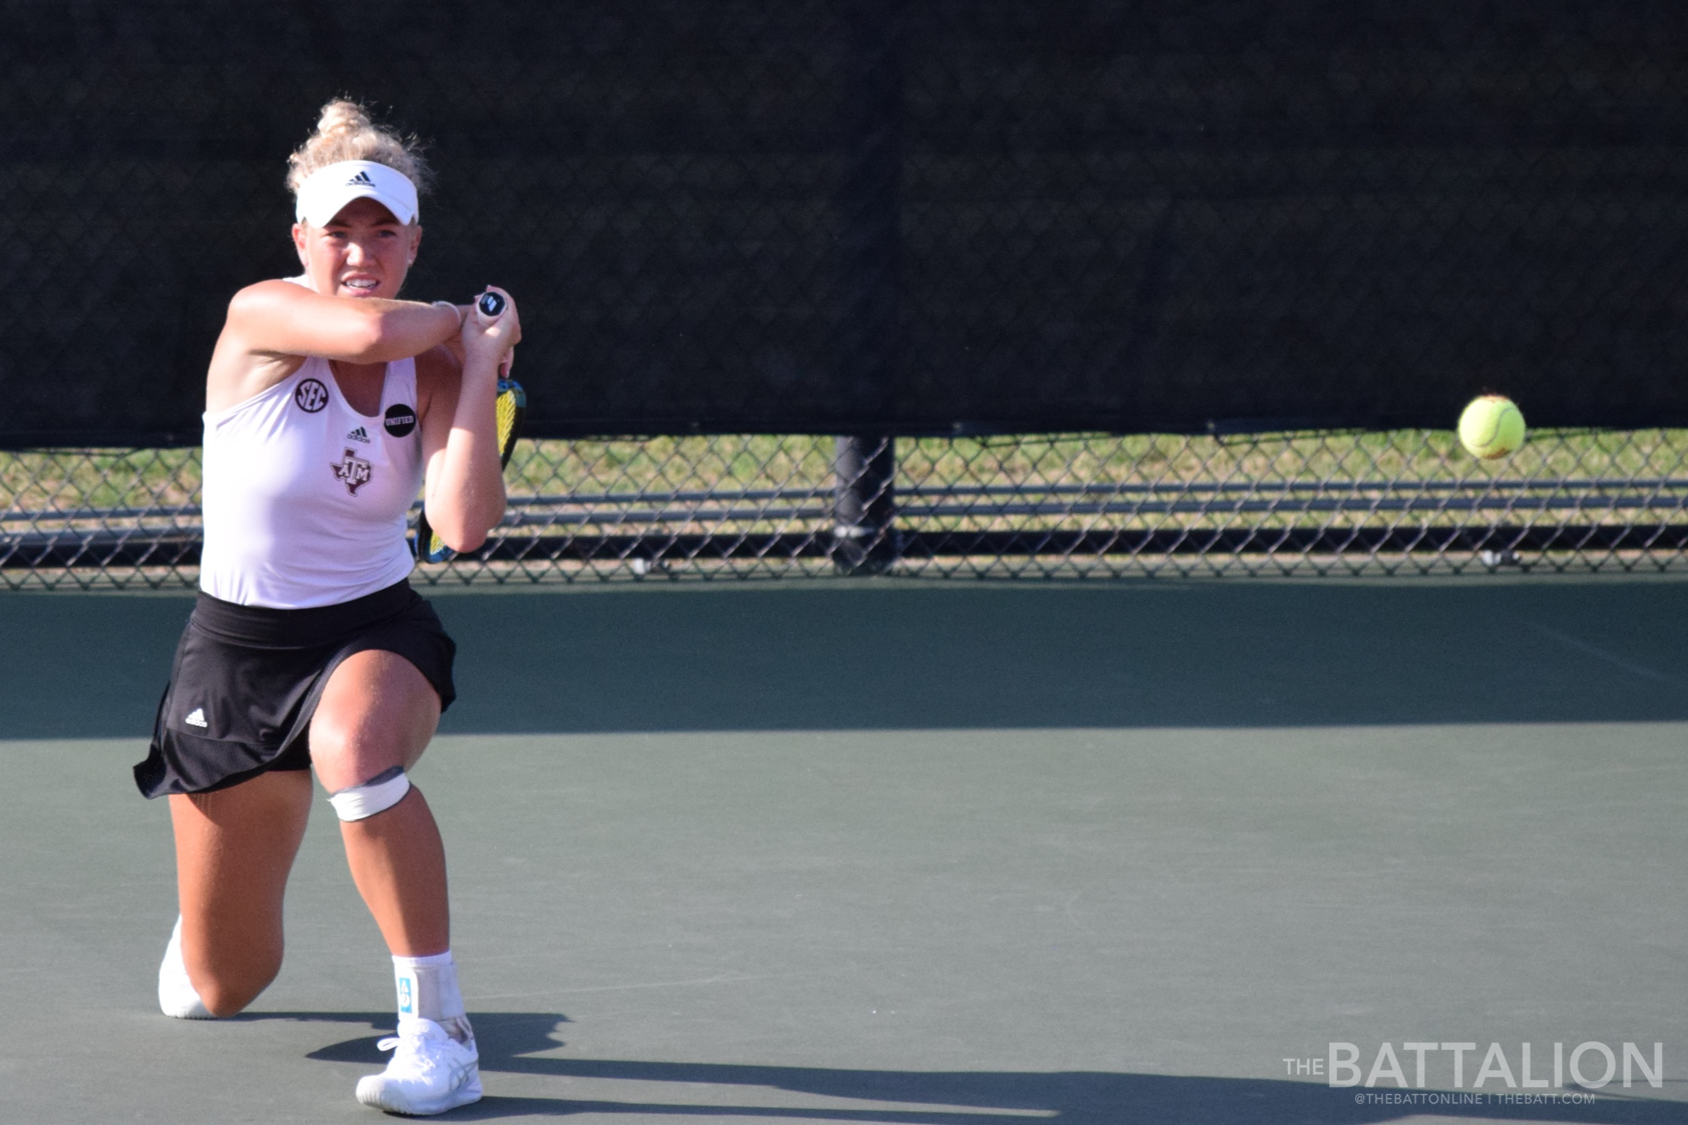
[158, 915, 215, 1019]
[355, 1016, 482, 1116]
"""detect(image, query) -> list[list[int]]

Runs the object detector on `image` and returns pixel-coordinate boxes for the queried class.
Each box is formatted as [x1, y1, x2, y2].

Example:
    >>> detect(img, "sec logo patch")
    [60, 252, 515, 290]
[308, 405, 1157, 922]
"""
[294, 378, 329, 413]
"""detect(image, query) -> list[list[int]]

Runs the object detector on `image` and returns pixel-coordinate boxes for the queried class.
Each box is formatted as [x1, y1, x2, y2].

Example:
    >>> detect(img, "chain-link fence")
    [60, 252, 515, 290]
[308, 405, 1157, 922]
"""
[6, 428, 1685, 589]
[5, 5, 1688, 588]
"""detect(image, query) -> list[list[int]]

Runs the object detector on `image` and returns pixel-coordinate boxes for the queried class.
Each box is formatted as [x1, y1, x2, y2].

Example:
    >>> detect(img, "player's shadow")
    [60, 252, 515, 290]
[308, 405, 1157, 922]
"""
[8, 580, 1688, 738]
[433, 582, 1688, 734]
[281, 1011, 1687, 1123]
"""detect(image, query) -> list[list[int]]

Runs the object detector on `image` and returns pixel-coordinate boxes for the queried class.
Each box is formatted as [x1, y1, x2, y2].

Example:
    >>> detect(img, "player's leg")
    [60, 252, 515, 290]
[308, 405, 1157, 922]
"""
[167, 767, 313, 1017]
[311, 647, 480, 1115]
[310, 648, 447, 954]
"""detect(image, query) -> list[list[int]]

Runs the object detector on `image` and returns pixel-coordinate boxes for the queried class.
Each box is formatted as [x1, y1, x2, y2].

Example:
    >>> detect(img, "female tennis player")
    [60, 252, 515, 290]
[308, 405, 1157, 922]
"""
[132, 100, 516, 1116]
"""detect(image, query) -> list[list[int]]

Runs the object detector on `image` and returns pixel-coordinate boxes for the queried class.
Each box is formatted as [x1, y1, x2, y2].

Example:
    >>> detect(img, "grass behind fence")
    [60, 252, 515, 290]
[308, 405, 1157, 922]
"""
[7, 428, 1688, 513]
[4, 429, 1687, 588]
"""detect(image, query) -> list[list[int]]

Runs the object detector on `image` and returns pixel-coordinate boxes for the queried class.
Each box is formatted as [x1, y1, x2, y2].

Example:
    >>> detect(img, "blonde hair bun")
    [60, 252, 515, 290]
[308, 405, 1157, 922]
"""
[287, 98, 431, 201]
[315, 100, 371, 139]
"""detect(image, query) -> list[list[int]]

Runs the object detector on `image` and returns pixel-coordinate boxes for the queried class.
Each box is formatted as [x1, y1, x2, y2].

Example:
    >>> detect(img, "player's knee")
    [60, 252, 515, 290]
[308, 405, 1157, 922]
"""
[307, 708, 364, 769]
[312, 654, 440, 784]
[195, 955, 282, 1017]
[309, 718, 407, 793]
[198, 981, 256, 1018]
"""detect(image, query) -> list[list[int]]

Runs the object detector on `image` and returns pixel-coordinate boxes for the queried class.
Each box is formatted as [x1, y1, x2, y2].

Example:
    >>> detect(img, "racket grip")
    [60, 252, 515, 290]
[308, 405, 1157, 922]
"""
[476, 291, 506, 319]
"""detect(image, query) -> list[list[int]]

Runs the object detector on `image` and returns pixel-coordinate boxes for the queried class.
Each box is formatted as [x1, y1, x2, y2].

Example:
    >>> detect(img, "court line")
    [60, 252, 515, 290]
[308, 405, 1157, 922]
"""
[1528, 622, 1681, 686]
[470, 971, 818, 1001]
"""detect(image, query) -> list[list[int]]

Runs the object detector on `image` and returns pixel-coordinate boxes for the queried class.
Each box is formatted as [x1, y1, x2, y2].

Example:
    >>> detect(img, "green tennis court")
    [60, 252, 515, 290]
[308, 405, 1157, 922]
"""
[2, 577, 1685, 1123]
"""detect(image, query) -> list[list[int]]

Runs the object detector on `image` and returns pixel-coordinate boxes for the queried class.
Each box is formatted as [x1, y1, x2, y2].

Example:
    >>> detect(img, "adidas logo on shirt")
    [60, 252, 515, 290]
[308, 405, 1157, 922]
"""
[185, 708, 208, 728]
[347, 425, 371, 444]
[346, 170, 376, 186]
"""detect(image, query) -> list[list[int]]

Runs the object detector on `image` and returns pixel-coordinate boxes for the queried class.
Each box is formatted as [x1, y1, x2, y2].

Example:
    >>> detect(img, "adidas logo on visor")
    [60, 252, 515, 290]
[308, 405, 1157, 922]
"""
[346, 170, 376, 186]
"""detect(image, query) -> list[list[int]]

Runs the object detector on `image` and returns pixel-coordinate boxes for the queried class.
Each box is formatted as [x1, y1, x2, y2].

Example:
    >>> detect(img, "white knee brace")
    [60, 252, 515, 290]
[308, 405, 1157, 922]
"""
[327, 766, 412, 821]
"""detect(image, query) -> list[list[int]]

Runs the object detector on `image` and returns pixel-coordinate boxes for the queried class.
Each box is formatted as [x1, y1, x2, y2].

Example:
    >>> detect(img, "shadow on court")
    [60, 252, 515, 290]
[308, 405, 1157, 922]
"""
[6, 578, 1682, 738]
[267, 1010, 1687, 1124]
[4, 584, 1686, 1124]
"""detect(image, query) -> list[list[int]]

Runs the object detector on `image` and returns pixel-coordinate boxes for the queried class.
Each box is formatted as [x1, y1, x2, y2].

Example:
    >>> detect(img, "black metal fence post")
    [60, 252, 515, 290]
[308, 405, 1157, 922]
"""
[828, 1, 902, 577]
[832, 435, 897, 574]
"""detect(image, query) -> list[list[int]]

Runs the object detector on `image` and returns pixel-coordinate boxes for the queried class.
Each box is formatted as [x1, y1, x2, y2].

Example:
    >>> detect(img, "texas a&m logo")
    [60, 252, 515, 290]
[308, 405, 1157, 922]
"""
[330, 448, 373, 495]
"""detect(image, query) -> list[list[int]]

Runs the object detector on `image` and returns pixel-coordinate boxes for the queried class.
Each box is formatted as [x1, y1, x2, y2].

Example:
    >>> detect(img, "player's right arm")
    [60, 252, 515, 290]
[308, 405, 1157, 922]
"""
[206, 280, 464, 412]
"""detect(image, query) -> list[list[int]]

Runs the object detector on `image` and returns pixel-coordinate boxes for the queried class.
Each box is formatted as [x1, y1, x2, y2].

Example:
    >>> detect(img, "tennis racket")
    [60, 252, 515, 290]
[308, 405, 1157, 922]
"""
[414, 291, 526, 563]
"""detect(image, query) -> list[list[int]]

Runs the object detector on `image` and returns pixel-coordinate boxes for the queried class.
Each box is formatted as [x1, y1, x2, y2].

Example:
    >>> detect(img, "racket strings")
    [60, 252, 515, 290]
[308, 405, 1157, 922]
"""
[495, 379, 526, 468]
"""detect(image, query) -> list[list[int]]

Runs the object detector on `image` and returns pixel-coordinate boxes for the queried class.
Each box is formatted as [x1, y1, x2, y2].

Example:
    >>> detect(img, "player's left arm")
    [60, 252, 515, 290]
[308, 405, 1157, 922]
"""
[417, 289, 519, 553]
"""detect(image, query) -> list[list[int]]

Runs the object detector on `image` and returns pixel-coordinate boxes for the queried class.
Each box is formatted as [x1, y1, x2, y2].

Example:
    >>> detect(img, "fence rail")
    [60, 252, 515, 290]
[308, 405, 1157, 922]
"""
[4, 428, 1686, 589]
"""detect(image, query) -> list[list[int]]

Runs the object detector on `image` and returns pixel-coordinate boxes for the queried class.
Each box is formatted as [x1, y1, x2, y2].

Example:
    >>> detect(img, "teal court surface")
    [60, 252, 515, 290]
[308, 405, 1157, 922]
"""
[1, 576, 1686, 1124]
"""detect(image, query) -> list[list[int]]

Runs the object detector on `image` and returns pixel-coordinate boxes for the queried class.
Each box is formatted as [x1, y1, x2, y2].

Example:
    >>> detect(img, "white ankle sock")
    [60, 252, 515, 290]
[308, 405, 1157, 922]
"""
[158, 915, 215, 1019]
[392, 951, 471, 1043]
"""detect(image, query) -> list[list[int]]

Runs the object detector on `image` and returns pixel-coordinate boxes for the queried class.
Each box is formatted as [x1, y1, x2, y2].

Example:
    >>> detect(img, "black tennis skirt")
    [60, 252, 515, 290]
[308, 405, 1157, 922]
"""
[133, 580, 456, 799]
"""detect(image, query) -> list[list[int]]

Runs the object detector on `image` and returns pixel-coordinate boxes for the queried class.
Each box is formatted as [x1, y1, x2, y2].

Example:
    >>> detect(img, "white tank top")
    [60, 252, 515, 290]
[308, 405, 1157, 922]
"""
[199, 355, 424, 608]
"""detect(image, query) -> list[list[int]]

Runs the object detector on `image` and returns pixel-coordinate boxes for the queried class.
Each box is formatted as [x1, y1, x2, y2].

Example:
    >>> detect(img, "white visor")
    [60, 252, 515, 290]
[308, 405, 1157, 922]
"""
[294, 160, 419, 227]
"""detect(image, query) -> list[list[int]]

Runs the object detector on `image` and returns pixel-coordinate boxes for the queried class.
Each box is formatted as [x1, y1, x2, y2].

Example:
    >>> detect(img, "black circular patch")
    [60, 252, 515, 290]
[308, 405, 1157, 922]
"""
[384, 403, 418, 438]
[294, 378, 329, 413]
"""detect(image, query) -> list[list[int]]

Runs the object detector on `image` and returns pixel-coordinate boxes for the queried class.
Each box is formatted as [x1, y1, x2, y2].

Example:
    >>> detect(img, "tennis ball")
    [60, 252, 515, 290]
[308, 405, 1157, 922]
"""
[1457, 394, 1526, 459]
